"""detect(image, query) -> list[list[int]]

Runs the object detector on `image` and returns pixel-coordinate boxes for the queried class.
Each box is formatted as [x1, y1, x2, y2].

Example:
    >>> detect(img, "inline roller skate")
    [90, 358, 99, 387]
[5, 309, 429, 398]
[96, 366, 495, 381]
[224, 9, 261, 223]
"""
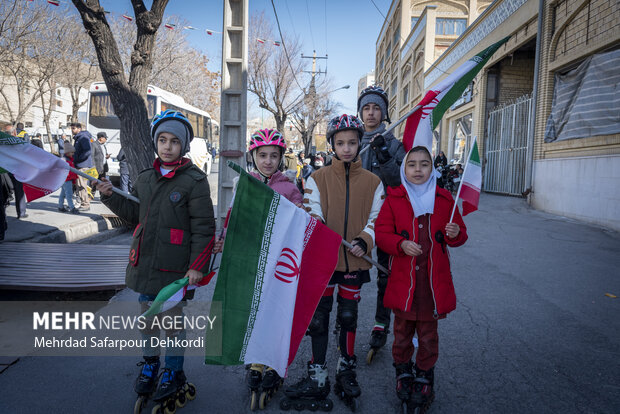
[246, 364, 263, 411]
[259, 368, 283, 409]
[280, 362, 333, 411]
[333, 355, 361, 412]
[151, 369, 196, 414]
[366, 327, 389, 364]
[133, 357, 160, 414]
[410, 365, 434, 413]
[394, 361, 415, 413]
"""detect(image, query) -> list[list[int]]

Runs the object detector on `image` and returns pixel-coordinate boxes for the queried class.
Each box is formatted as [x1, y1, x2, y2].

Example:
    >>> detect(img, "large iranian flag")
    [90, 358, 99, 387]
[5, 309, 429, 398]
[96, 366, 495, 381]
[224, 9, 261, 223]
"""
[0, 131, 69, 201]
[403, 37, 509, 152]
[205, 162, 341, 377]
[458, 137, 482, 216]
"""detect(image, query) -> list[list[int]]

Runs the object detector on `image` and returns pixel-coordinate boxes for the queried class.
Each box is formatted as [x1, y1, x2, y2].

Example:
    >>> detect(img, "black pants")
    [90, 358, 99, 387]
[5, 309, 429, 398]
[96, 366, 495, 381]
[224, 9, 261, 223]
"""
[374, 248, 392, 329]
[9, 174, 26, 217]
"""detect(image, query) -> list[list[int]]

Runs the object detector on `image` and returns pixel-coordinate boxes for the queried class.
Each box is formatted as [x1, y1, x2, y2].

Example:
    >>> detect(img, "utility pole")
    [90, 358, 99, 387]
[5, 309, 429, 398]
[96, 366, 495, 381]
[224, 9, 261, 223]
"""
[300, 51, 327, 154]
[218, 0, 248, 228]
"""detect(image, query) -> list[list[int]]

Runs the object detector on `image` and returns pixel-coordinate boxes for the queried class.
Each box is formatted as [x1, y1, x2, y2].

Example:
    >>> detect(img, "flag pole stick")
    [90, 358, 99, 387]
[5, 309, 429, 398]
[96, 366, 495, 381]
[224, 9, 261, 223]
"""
[449, 136, 476, 222]
[69, 166, 140, 204]
[359, 104, 422, 156]
[341, 239, 389, 274]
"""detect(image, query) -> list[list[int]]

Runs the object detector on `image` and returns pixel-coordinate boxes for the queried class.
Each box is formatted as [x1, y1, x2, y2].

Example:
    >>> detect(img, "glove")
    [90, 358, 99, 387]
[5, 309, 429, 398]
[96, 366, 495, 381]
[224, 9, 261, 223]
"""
[369, 134, 391, 164]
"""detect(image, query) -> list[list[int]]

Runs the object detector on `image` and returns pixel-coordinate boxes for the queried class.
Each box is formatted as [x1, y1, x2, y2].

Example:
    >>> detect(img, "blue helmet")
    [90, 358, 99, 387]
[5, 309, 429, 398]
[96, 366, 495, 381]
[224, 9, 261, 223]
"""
[150, 110, 194, 154]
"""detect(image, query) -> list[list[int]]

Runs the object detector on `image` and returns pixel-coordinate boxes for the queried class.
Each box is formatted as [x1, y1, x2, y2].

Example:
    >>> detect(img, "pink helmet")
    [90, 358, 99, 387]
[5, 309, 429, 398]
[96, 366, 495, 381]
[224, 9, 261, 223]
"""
[248, 129, 286, 152]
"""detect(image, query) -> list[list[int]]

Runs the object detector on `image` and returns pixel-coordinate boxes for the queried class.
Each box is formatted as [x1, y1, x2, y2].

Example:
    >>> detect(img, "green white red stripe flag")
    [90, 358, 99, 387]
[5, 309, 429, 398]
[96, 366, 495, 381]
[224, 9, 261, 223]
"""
[403, 37, 509, 152]
[205, 162, 341, 377]
[457, 137, 482, 216]
[0, 131, 69, 201]
[140, 271, 216, 318]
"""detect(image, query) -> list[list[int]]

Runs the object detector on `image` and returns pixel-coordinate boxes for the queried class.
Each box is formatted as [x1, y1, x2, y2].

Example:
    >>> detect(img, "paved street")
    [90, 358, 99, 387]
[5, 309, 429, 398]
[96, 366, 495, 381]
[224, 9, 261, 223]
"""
[0, 163, 619, 413]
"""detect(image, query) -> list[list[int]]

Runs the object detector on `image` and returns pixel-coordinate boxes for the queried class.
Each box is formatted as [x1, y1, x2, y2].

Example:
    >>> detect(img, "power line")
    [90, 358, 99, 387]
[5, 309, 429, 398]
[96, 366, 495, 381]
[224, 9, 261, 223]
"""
[270, 0, 306, 93]
[369, 0, 386, 19]
[323, 0, 328, 71]
[305, 0, 316, 50]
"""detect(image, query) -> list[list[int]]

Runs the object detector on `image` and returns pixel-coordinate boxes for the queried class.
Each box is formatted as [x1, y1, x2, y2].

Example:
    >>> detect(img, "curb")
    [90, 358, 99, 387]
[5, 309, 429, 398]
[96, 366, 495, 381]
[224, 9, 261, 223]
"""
[27, 214, 130, 243]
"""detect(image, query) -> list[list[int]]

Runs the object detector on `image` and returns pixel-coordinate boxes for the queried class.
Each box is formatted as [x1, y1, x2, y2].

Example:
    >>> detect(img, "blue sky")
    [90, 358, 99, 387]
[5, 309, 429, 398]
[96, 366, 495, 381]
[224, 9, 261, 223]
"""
[99, 0, 391, 114]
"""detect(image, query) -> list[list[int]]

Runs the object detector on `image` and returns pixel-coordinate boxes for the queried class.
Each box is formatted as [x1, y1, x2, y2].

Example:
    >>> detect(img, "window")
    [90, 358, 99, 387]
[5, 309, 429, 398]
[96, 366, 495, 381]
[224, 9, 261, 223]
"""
[380, 56, 384, 70]
[402, 84, 409, 105]
[56, 100, 62, 107]
[391, 79, 398, 99]
[435, 18, 467, 36]
[393, 24, 400, 48]
[411, 17, 419, 27]
[386, 42, 392, 58]
[56, 89, 61, 96]
[25, 121, 33, 128]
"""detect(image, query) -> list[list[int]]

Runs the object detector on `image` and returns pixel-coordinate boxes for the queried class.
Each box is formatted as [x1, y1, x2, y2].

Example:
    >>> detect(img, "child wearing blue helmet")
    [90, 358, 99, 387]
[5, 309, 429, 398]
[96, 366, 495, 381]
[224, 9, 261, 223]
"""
[94, 110, 215, 410]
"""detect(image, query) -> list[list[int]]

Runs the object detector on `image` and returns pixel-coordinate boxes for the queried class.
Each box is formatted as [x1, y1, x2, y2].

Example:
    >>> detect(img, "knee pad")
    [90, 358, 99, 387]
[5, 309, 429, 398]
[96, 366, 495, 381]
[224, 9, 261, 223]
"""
[307, 296, 333, 336]
[336, 298, 358, 332]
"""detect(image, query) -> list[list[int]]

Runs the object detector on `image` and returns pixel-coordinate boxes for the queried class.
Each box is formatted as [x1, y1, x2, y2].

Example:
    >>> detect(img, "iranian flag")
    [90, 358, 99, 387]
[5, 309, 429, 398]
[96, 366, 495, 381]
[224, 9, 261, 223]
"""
[403, 37, 509, 152]
[141, 271, 216, 318]
[0, 131, 69, 202]
[205, 162, 341, 377]
[457, 137, 482, 216]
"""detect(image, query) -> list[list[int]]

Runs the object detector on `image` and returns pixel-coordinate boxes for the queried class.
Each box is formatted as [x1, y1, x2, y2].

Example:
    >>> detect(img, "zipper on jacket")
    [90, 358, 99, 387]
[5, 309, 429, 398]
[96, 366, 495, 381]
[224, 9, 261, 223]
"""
[428, 220, 439, 319]
[343, 162, 350, 272]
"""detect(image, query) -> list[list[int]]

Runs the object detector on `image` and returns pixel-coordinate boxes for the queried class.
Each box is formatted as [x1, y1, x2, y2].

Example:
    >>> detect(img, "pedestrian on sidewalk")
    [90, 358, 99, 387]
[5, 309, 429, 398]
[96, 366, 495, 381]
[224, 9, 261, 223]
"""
[2, 123, 27, 219]
[375, 145, 468, 409]
[93, 110, 215, 403]
[116, 148, 132, 193]
[70, 123, 94, 211]
[57, 142, 79, 214]
[357, 85, 406, 354]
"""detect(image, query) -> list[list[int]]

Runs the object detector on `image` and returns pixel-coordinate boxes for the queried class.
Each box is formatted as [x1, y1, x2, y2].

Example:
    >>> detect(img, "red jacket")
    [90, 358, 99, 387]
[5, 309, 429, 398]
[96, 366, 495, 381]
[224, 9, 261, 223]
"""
[64, 156, 77, 182]
[375, 185, 467, 316]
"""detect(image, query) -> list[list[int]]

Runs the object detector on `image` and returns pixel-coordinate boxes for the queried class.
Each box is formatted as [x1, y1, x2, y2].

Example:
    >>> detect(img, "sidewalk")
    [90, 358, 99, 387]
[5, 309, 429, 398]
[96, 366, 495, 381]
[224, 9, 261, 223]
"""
[2, 190, 123, 243]
[2, 161, 220, 243]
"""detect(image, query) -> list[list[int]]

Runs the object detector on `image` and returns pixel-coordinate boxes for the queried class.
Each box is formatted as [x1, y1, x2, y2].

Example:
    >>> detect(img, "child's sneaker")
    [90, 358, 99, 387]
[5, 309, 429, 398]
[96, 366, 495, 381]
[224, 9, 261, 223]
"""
[58, 206, 68, 212]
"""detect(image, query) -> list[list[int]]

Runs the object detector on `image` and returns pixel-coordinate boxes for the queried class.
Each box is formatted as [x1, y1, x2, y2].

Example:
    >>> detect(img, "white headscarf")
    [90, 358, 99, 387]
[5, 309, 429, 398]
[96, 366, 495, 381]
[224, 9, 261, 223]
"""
[400, 148, 441, 217]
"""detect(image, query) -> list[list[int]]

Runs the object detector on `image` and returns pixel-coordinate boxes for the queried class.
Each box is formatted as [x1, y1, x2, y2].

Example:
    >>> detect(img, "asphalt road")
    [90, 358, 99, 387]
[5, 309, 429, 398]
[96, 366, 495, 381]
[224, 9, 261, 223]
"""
[1, 166, 618, 414]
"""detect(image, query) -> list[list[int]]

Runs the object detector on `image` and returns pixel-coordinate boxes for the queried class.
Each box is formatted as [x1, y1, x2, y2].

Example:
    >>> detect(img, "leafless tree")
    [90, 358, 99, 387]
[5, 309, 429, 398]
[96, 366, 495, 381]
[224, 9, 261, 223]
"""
[0, 0, 63, 124]
[248, 12, 306, 132]
[71, 0, 170, 180]
[290, 79, 339, 155]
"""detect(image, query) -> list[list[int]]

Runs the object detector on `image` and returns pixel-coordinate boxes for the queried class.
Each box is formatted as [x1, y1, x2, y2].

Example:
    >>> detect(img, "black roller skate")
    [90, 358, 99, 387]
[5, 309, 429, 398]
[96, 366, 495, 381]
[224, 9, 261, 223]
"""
[394, 361, 415, 413]
[333, 355, 361, 412]
[133, 357, 160, 414]
[410, 365, 434, 413]
[246, 363, 263, 411]
[259, 368, 282, 409]
[366, 327, 389, 364]
[151, 369, 196, 414]
[280, 361, 333, 411]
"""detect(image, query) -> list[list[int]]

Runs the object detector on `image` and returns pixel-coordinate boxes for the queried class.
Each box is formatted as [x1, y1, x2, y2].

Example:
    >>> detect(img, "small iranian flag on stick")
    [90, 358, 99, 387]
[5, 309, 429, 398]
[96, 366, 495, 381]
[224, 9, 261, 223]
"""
[403, 37, 509, 152]
[451, 137, 482, 220]
[0, 131, 69, 202]
[205, 162, 341, 377]
[141, 271, 216, 318]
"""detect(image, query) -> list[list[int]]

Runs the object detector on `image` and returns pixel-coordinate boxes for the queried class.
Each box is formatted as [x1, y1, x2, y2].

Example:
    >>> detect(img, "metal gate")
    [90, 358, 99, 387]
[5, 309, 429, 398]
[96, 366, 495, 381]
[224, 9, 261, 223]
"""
[484, 94, 532, 196]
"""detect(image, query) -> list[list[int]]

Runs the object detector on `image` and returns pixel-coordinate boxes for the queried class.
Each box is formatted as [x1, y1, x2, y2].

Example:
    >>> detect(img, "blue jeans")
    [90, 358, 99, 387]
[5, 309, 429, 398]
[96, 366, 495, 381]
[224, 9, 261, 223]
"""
[58, 181, 75, 209]
[138, 294, 186, 371]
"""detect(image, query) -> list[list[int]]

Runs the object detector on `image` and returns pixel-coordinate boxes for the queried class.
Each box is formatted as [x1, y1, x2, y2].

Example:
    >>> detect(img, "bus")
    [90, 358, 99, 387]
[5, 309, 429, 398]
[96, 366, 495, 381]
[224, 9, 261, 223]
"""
[86, 82, 216, 180]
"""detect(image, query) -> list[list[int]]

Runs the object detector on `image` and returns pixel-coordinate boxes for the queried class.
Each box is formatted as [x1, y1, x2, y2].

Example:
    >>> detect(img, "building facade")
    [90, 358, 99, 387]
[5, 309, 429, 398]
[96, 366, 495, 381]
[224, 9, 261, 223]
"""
[378, 0, 620, 230]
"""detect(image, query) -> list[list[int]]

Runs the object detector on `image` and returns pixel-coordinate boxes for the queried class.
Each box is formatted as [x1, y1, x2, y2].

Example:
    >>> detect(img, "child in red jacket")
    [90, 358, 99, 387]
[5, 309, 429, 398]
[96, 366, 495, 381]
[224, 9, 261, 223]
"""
[58, 142, 79, 214]
[375, 145, 467, 410]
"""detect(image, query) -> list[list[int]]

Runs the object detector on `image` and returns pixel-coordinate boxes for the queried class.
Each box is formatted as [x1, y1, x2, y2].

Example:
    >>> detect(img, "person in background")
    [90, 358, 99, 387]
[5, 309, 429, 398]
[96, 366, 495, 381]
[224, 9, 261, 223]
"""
[70, 122, 94, 211]
[57, 142, 79, 214]
[3, 124, 27, 219]
[116, 148, 132, 193]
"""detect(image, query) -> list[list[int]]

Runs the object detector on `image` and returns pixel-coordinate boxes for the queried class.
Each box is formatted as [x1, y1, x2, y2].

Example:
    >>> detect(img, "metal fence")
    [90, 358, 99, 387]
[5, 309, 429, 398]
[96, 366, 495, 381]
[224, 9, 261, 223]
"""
[484, 94, 532, 196]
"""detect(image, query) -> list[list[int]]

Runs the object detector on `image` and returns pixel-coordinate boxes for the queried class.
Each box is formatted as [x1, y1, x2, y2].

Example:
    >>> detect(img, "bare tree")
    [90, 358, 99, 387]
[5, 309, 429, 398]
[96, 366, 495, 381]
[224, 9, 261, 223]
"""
[248, 12, 306, 132]
[57, 21, 101, 123]
[0, 1, 63, 124]
[290, 79, 339, 155]
[71, 0, 170, 180]
[111, 14, 220, 120]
